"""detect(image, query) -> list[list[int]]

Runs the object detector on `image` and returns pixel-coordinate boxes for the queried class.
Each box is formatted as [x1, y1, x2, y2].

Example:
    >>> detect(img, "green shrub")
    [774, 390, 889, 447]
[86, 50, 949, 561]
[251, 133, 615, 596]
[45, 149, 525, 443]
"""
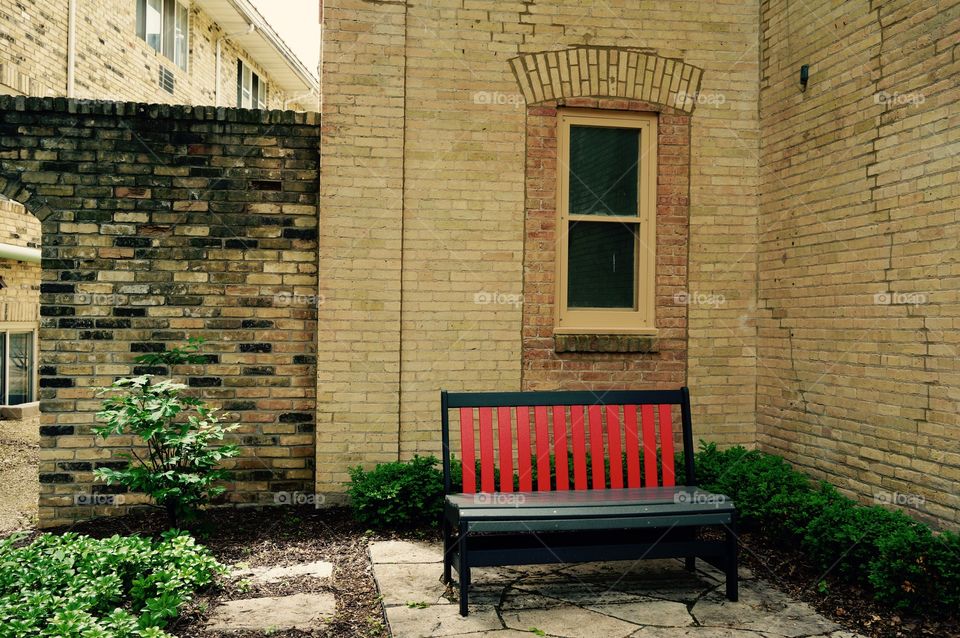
[0, 530, 223, 637]
[347, 455, 444, 528]
[695, 441, 960, 617]
[93, 339, 240, 527]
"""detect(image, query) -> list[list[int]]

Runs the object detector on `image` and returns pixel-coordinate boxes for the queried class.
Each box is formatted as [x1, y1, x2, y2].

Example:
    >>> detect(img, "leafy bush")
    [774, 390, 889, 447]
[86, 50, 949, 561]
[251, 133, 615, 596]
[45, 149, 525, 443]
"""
[695, 442, 960, 615]
[0, 530, 223, 637]
[93, 339, 240, 527]
[347, 455, 444, 528]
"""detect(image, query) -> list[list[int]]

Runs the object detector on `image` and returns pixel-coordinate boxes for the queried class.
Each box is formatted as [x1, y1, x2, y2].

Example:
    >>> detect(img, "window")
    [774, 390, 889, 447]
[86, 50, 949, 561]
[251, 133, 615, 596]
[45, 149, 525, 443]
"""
[136, 0, 189, 71]
[0, 329, 36, 406]
[237, 60, 266, 109]
[555, 110, 657, 334]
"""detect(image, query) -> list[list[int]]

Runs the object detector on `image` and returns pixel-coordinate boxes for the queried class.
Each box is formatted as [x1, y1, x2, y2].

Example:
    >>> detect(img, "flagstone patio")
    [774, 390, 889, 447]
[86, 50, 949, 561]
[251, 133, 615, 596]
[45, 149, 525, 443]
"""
[370, 540, 866, 638]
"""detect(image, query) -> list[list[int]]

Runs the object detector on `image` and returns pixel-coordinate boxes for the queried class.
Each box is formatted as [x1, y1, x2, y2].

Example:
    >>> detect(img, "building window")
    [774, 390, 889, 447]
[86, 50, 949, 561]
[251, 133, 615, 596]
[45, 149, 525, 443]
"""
[555, 109, 657, 334]
[237, 60, 266, 109]
[0, 329, 35, 406]
[136, 0, 189, 71]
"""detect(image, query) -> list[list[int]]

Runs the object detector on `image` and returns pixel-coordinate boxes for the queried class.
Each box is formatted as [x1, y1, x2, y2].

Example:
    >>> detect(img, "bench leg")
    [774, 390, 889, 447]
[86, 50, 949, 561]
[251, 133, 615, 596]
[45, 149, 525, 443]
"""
[458, 523, 470, 616]
[442, 518, 453, 584]
[725, 518, 739, 602]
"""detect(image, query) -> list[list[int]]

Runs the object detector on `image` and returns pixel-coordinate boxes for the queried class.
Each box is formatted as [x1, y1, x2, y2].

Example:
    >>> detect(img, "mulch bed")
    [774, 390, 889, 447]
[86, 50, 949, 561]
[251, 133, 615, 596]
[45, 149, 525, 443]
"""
[21, 508, 959, 638]
[731, 529, 960, 638]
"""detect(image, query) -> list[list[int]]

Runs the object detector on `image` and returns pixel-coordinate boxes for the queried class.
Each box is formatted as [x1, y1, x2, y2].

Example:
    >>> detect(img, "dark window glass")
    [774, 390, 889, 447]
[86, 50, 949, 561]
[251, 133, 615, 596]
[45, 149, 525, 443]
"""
[8, 333, 33, 405]
[568, 125, 640, 216]
[567, 221, 637, 308]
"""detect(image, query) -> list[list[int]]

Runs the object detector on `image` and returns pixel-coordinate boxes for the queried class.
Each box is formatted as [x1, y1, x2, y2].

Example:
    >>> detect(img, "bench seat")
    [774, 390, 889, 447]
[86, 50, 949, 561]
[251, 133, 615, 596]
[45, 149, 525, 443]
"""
[445, 486, 734, 533]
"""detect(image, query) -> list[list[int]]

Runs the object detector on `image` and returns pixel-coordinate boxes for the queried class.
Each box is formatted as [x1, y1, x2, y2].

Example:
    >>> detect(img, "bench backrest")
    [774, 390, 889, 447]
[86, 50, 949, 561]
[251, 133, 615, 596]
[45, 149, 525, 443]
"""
[440, 388, 696, 495]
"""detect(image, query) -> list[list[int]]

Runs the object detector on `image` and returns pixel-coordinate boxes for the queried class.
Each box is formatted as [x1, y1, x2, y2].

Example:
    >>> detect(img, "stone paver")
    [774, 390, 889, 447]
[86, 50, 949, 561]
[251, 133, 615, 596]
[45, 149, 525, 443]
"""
[233, 559, 333, 584]
[371, 540, 868, 638]
[205, 592, 335, 633]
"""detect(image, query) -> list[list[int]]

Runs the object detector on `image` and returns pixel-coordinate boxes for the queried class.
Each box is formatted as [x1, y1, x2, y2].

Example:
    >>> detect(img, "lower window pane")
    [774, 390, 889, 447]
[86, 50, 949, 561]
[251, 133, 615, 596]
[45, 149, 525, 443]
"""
[8, 333, 33, 405]
[567, 221, 637, 309]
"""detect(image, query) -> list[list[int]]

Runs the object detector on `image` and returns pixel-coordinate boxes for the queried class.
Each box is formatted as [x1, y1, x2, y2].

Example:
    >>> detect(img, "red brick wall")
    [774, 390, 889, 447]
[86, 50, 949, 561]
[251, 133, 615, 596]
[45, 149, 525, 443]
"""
[522, 98, 690, 391]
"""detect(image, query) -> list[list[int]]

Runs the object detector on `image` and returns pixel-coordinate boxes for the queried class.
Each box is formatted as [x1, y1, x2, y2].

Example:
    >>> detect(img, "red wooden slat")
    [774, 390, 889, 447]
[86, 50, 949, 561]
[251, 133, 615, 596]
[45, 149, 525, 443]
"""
[552, 406, 570, 491]
[658, 404, 676, 487]
[641, 404, 658, 487]
[587, 405, 605, 489]
[571, 405, 588, 490]
[516, 407, 532, 491]
[478, 407, 495, 492]
[624, 405, 641, 488]
[606, 404, 623, 489]
[497, 406, 514, 492]
[534, 406, 551, 492]
[458, 408, 476, 494]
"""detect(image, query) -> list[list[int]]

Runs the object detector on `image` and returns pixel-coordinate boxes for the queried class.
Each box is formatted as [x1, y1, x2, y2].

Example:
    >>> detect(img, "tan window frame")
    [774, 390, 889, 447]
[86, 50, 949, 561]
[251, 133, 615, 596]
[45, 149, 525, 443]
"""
[555, 109, 658, 335]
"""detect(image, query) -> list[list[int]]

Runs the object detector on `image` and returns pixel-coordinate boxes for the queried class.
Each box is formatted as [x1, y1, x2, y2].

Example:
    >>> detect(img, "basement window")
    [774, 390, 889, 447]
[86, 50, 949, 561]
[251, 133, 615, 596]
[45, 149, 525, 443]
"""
[0, 328, 36, 406]
[136, 0, 189, 72]
[237, 60, 267, 109]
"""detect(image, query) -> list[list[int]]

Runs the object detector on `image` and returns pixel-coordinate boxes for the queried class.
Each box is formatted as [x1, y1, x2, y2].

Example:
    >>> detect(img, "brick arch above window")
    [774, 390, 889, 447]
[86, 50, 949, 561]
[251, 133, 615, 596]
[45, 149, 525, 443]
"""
[509, 47, 704, 114]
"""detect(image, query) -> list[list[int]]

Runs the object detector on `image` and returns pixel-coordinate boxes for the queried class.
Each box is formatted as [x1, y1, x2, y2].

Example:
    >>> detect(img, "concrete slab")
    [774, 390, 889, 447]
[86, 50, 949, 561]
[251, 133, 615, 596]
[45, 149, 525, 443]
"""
[233, 559, 333, 584]
[205, 592, 335, 633]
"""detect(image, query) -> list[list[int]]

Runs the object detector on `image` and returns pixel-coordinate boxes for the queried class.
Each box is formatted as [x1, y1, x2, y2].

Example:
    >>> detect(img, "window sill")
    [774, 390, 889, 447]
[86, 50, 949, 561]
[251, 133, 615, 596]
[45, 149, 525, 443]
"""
[0, 401, 40, 420]
[554, 333, 659, 354]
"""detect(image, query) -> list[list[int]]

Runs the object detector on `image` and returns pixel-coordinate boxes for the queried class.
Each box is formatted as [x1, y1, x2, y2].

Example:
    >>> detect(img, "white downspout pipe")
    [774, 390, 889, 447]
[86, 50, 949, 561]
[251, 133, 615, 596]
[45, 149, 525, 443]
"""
[67, 0, 77, 97]
[0, 243, 41, 264]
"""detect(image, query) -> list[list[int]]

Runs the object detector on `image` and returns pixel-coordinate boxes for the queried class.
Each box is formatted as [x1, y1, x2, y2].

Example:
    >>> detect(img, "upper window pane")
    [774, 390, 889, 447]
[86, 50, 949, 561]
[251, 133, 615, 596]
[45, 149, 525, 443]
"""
[145, 0, 163, 52]
[568, 125, 640, 216]
[8, 333, 33, 405]
[174, 2, 189, 71]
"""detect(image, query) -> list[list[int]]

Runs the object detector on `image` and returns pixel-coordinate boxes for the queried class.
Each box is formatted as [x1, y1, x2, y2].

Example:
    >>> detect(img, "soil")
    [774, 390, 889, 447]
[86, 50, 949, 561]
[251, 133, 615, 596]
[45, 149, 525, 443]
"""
[0, 431, 39, 531]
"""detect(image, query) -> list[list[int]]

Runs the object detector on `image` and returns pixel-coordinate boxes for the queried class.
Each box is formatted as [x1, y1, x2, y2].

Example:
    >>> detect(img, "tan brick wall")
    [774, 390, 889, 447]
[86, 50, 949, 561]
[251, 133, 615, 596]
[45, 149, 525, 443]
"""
[0, 0, 307, 108]
[319, 0, 761, 494]
[0, 199, 40, 324]
[758, 0, 960, 527]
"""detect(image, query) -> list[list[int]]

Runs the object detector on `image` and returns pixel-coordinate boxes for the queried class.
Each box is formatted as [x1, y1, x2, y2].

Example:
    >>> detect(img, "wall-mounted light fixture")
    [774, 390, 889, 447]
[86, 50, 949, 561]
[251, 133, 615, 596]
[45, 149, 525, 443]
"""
[800, 65, 810, 91]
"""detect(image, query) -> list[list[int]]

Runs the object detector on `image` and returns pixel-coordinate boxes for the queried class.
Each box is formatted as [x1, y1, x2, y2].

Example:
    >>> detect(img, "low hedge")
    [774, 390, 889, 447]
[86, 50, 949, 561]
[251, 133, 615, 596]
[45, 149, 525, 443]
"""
[346, 446, 959, 615]
[0, 530, 224, 637]
[695, 443, 960, 615]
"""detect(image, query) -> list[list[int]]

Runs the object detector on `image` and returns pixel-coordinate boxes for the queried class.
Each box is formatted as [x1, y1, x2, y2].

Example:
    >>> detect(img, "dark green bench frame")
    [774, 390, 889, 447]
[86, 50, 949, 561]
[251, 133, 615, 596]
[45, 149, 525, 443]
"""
[440, 387, 738, 616]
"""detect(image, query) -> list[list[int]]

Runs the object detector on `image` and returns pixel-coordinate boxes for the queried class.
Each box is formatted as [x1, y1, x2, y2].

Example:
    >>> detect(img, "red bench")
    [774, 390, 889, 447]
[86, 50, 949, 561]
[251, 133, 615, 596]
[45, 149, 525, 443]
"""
[440, 388, 738, 616]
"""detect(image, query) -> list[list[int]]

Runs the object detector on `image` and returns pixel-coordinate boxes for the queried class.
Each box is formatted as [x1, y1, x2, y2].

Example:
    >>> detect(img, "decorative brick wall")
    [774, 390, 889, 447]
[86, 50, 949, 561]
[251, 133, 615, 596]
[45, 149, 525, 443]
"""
[758, 0, 960, 527]
[521, 94, 691, 391]
[0, 96, 319, 527]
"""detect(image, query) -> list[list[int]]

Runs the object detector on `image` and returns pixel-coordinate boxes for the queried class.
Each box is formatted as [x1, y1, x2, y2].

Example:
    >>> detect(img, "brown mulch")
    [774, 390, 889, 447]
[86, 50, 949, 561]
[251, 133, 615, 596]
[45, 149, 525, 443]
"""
[45, 506, 391, 638]
[729, 529, 960, 638]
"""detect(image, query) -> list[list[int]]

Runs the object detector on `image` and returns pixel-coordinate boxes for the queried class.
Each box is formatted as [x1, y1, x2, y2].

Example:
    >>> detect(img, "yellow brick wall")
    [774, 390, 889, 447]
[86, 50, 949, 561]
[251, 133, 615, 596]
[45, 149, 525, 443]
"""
[0, 0, 306, 108]
[0, 199, 40, 324]
[758, 0, 960, 527]
[319, 0, 761, 494]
